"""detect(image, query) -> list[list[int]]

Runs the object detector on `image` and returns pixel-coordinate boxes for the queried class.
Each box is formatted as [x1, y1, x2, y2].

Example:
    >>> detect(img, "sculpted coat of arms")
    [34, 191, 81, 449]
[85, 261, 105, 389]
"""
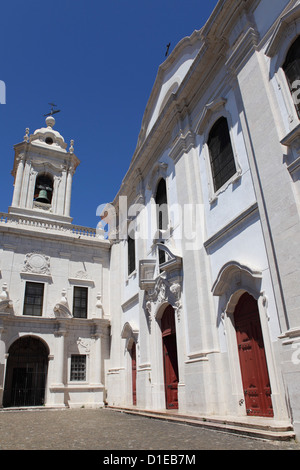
[23, 253, 51, 275]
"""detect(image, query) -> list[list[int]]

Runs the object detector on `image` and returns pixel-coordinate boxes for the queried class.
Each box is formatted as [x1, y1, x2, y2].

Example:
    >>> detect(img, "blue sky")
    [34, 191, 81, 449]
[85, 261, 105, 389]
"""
[0, 0, 218, 228]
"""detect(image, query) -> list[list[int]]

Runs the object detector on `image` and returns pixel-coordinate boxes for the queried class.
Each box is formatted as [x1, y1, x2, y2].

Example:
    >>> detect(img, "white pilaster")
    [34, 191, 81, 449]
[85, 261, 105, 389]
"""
[64, 168, 73, 217]
[11, 156, 25, 207]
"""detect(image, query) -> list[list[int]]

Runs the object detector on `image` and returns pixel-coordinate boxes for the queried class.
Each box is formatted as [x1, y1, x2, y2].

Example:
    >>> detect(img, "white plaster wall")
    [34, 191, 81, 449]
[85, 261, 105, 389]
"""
[0, 228, 110, 408]
[0, 231, 109, 319]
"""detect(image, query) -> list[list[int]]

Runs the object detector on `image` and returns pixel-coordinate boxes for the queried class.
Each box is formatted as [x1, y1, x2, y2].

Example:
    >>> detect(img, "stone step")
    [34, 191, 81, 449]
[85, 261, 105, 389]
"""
[107, 406, 295, 442]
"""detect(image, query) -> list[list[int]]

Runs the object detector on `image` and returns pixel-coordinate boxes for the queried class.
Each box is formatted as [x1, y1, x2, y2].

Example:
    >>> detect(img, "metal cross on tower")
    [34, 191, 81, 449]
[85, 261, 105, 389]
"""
[44, 103, 61, 117]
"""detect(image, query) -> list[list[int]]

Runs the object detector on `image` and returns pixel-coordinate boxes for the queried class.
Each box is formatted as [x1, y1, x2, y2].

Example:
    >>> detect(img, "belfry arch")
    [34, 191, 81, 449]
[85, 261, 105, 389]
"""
[34, 172, 54, 205]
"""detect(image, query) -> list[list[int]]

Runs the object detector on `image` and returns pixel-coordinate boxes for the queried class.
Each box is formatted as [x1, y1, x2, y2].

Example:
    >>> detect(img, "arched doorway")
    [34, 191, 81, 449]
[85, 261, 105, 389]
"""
[161, 305, 179, 410]
[130, 342, 137, 406]
[234, 292, 273, 417]
[3, 337, 49, 407]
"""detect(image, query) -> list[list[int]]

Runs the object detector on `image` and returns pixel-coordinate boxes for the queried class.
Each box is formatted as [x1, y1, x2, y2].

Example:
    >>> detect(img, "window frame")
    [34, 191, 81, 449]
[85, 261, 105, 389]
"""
[70, 354, 87, 382]
[127, 235, 136, 276]
[155, 178, 169, 231]
[202, 112, 241, 204]
[72, 285, 88, 319]
[23, 281, 45, 317]
[207, 116, 237, 193]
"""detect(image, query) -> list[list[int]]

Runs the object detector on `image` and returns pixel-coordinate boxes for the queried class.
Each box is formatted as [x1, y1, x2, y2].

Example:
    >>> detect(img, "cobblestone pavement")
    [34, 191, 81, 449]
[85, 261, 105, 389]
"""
[0, 408, 299, 451]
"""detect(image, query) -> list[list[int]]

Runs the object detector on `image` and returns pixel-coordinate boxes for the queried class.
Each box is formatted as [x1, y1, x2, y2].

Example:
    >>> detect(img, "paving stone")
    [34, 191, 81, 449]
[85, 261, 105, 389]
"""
[0, 408, 299, 451]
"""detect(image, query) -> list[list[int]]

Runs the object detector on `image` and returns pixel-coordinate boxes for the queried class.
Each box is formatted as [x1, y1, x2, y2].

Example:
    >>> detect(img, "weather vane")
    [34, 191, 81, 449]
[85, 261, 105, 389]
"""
[44, 103, 61, 117]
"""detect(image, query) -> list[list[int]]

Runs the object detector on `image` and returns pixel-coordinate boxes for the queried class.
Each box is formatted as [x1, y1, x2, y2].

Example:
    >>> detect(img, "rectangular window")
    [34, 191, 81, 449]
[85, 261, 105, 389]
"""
[70, 355, 86, 381]
[73, 286, 88, 318]
[208, 117, 236, 192]
[23, 282, 44, 316]
[128, 236, 136, 276]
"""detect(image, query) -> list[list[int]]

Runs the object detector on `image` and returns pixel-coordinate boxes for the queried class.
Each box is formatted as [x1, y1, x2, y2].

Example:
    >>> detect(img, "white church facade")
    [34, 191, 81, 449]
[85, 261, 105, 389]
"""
[1, 0, 300, 440]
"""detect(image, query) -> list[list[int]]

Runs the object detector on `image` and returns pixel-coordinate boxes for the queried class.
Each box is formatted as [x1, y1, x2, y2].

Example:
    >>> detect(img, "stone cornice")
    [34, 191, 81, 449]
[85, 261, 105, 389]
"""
[168, 130, 196, 163]
[0, 312, 110, 331]
[204, 202, 259, 251]
[225, 27, 260, 76]
[281, 123, 300, 177]
[12, 141, 80, 178]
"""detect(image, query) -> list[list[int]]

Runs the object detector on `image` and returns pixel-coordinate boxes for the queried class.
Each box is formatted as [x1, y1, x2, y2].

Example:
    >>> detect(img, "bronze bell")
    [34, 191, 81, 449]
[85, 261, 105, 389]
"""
[36, 189, 50, 203]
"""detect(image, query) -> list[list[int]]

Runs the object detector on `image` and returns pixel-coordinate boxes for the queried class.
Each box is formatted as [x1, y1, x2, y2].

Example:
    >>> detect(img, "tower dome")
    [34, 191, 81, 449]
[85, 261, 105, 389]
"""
[30, 116, 67, 151]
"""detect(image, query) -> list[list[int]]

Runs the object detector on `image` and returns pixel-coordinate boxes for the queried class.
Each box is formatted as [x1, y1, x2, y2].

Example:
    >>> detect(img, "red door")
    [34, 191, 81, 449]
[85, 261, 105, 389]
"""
[161, 305, 179, 410]
[131, 343, 137, 405]
[234, 293, 273, 417]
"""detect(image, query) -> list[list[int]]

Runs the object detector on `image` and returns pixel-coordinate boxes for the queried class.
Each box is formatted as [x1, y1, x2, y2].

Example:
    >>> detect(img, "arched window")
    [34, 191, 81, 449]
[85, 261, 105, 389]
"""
[283, 36, 300, 118]
[155, 178, 168, 230]
[34, 173, 53, 204]
[207, 117, 236, 192]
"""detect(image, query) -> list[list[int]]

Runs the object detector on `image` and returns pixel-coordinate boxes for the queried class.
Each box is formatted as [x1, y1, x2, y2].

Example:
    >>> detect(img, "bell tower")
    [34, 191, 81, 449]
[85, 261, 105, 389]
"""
[9, 115, 80, 224]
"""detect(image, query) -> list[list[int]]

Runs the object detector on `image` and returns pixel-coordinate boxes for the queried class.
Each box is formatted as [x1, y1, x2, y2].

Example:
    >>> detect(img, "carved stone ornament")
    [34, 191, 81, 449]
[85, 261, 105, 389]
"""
[140, 244, 183, 326]
[170, 282, 182, 318]
[144, 275, 182, 326]
[74, 270, 88, 280]
[95, 293, 103, 318]
[53, 289, 72, 318]
[77, 337, 91, 353]
[0, 283, 13, 313]
[23, 253, 51, 275]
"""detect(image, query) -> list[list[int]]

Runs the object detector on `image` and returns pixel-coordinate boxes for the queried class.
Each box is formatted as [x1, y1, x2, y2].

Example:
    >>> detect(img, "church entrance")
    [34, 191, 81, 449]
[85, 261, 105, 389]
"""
[234, 292, 273, 417]
[3, 337, 49, 408]
[161, 305, 179, 410]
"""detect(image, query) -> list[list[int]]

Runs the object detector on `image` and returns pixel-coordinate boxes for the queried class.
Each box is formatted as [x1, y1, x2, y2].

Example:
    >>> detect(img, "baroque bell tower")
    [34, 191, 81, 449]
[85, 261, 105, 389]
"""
[9, 115, 80, 224]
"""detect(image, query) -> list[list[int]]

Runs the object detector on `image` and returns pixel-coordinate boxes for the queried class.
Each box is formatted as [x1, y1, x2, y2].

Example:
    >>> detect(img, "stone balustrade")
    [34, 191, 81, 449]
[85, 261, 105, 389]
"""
[0, 212, 106, 241]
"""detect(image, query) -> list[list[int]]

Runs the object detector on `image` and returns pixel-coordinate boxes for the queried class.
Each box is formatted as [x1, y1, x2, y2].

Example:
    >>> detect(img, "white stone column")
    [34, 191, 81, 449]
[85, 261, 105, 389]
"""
[19, 160, 30, 208]
[51, 175, 60, 214]
[57, 167, 67, 215]
[50, 325, 67, 407]
[64, 167, 73, 217]
[54, 328, 67, 386]
[11, 156, 25, 207]
[92, 332, 103, 385]
[26, 167, 36, 208]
